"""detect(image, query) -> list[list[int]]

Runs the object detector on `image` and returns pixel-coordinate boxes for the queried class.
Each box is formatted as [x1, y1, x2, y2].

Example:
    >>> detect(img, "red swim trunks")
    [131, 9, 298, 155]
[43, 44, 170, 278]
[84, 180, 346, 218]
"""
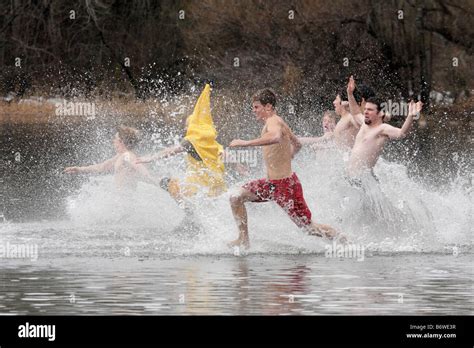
[242, 172, 312, 227]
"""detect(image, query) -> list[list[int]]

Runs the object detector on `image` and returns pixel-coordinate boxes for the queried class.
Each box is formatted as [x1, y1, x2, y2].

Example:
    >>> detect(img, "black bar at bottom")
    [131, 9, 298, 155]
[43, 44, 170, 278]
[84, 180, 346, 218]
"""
[0, 316, 471, 346]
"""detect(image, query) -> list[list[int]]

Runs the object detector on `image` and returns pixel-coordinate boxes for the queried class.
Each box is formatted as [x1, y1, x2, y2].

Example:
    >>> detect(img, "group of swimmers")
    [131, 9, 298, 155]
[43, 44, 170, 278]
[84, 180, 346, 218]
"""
[65, 76, 423, 249]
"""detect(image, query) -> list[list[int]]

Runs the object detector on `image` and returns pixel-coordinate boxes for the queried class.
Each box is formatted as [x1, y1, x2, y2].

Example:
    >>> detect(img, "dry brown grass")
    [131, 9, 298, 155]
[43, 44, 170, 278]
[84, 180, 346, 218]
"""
[1, 92, 472, 148]
[0, 100, 56, 123]
[0, 90, 240, 128]
[0, 97, 191, 125]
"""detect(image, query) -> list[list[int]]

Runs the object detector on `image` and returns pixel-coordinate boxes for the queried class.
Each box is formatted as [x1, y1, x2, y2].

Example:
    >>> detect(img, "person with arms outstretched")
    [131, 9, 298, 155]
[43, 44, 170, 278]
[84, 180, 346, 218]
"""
[64, 125, 159, 190]
[346, 76, 423, 178]
[298, 110, 337, 150]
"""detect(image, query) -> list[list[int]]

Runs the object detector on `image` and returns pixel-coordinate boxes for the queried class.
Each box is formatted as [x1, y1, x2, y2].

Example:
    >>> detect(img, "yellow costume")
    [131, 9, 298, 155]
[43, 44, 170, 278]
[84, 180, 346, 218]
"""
[168, 84, 227, 198]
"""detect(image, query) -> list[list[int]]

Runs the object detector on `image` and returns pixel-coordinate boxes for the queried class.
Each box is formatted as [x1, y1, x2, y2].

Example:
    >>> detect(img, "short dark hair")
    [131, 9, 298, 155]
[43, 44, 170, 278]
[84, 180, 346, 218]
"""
[364, 97, 383, 112]
[117, 125, 140, 150]
[252, 89, 277, 107]
[355, 84, 375, 103]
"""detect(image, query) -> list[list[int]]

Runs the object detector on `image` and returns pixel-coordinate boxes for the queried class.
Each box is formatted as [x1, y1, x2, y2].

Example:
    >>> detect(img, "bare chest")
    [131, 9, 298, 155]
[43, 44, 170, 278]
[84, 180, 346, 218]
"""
[114, 153, 133, 173]
[356, 126, 384, 145]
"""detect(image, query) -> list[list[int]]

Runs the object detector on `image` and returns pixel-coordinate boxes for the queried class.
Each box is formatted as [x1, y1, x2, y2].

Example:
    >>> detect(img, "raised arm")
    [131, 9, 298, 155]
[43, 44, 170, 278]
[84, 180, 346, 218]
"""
[64, 155, 118, 174]
[382, 100, 422, 140]
[229, 117, 282, 147]
[334, 94, 350, 117]
[347, 76, 364, 126]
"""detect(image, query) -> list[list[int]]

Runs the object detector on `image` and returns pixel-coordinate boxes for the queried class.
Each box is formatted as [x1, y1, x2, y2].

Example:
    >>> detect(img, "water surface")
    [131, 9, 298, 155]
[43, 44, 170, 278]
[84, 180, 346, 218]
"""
[1, 253, 472, 315]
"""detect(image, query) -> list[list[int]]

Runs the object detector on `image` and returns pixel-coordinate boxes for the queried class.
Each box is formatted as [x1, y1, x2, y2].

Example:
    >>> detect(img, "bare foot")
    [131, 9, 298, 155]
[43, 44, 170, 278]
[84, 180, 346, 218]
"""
[307, 228, 323, 237]
[309, 223, 348, 243]
[335, 233, 348, 244]
[322, 227, 348, 243]
[228, 238, 250, 250]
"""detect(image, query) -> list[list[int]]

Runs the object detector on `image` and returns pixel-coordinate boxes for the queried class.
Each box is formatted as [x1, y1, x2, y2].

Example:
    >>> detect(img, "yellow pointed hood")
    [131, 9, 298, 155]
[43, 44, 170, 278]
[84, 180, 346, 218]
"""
[184, 84, 225, 174]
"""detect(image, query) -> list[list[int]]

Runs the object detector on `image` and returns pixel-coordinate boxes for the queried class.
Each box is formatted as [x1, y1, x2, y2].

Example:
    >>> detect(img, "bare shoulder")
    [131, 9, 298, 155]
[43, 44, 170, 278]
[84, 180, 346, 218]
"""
[276, 115, 292, 130]
[270, 115, 283, 125]
[265, 115, 283, 131]
[378, 123, 393, 137]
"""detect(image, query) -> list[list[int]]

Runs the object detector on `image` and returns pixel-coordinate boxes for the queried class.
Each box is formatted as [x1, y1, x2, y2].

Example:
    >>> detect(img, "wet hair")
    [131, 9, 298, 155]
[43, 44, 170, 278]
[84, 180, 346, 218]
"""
[355, 84, 375, 103]
[117, 125, 140, 150]
[323, 110, 337, 122]
[252, 88, 277, 107]
[364, 97, 383, 112]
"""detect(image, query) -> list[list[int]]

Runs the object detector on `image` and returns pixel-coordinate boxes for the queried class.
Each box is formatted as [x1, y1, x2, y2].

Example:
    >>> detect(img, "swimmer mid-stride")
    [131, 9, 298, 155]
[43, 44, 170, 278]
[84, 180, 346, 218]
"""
[228, 89, 346, 249]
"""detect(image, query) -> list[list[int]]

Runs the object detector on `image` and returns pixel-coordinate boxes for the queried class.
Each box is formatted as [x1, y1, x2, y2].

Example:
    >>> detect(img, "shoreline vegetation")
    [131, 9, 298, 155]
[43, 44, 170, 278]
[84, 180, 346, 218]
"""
[2, 1, 472, 114]
[0, 92, 471, 190]
[1, 93, 471, 129]
[0, 96, 194, 124]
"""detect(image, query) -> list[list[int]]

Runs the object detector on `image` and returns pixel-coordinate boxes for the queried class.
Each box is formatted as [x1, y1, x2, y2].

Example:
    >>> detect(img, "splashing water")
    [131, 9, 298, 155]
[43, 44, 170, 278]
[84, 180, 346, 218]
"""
[66, 176, 184, 230]
[1, 126, 471, 258]
[3, 144, 466, 258]
[0, 118, 472, 316]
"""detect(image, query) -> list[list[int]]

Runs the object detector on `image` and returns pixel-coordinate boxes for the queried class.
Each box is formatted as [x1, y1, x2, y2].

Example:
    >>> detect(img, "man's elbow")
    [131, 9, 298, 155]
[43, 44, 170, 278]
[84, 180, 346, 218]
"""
[294, 139, 302, 151]
[295, 145, 302, 155]
[400, 126, 414, 139]
[393, 130, 407, 140]
[292, 143, 301, 154]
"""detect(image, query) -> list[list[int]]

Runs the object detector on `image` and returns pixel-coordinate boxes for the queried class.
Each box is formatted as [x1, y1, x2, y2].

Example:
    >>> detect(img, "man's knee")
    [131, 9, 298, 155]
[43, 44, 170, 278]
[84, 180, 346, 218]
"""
[230, 189, 254, 206]
[230, 193, 244, 206]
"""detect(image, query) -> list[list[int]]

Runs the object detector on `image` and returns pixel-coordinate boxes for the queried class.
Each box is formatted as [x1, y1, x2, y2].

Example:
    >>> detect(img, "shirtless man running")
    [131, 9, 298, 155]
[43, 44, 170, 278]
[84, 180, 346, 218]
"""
[346, 76, 423, 177]
[228, 89, 343, 249]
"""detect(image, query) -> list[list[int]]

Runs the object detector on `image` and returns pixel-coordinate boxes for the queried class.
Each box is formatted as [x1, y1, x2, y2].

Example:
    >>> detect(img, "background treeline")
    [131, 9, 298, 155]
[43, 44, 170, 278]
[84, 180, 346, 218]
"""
[0, 0, 472, 109]
[0, 0, 472, 189]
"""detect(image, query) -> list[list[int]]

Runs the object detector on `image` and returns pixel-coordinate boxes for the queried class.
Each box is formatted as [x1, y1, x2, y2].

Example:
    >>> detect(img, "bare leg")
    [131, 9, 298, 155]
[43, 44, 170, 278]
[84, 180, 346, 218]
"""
[229, 189, 259, 249]
[307, 222, 347, 243]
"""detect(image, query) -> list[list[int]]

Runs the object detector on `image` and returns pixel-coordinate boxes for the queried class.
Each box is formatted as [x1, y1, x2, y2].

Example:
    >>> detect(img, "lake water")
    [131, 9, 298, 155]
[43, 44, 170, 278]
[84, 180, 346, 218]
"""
[0, 121, 472, 315]
[1, 249, 472, 315]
